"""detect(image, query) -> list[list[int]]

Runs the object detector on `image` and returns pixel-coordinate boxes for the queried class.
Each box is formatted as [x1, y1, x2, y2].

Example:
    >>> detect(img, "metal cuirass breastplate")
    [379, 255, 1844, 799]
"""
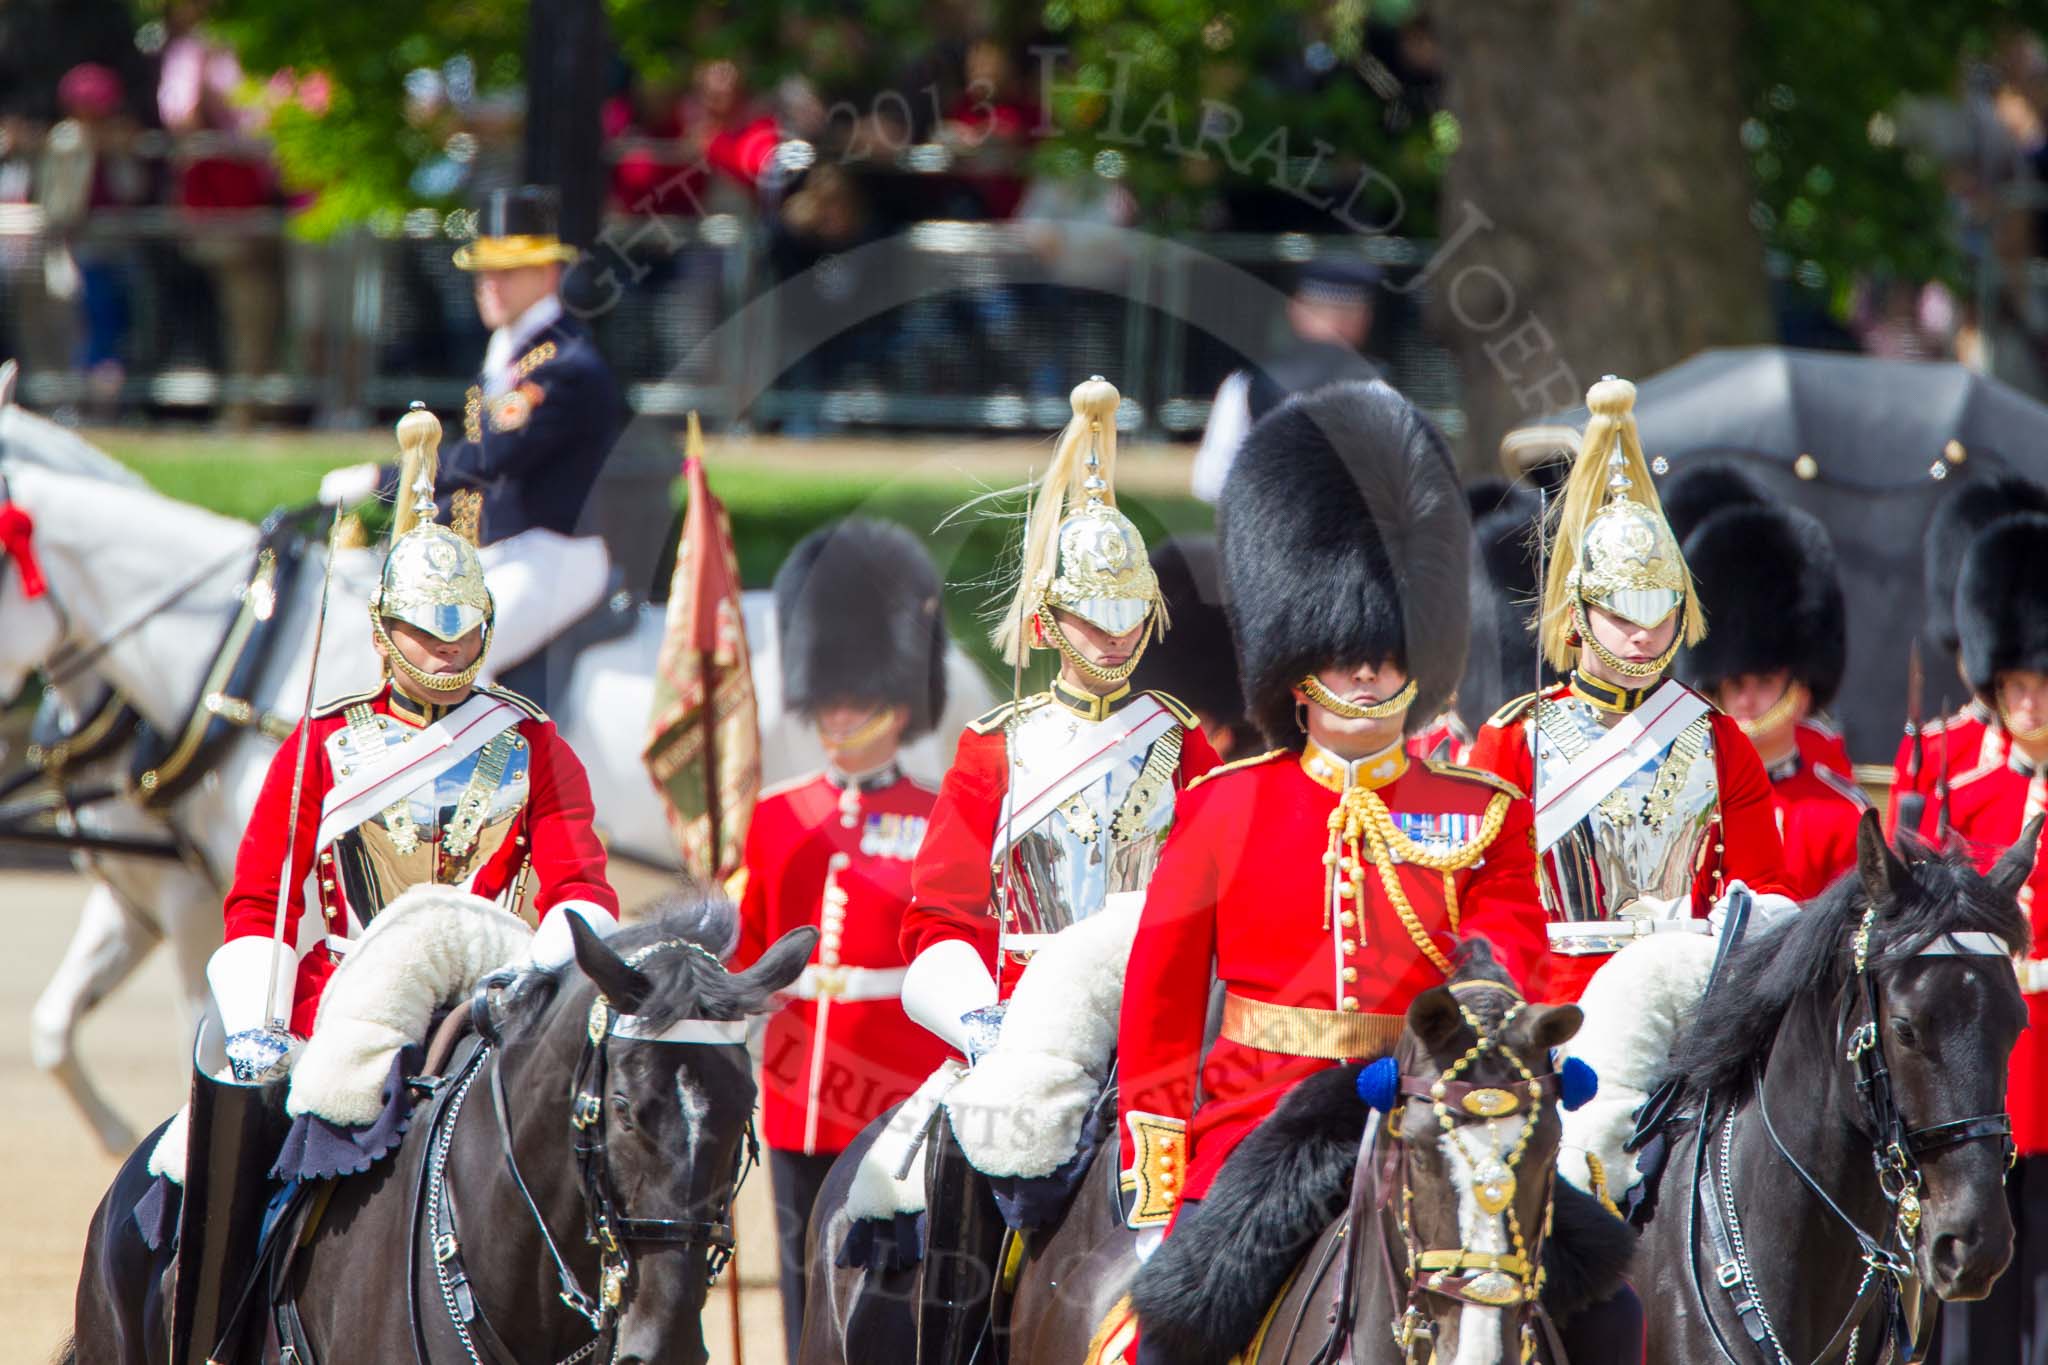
[324, 706, 535, 928]
[1532, 694, 1718, 922]
[993, 702, 1183, 945]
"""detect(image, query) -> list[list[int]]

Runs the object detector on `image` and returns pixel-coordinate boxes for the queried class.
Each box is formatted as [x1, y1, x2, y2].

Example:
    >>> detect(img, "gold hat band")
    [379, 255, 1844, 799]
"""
[452, 234, 580, 272]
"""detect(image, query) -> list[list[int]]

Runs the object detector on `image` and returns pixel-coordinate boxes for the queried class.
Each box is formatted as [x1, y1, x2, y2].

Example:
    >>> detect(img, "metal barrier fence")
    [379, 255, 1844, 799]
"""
[0, 200, 1461, 437]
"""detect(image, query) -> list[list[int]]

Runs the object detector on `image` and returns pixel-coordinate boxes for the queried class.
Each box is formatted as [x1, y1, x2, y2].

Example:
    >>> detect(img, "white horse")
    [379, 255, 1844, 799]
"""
[0, 399, 992, 1150]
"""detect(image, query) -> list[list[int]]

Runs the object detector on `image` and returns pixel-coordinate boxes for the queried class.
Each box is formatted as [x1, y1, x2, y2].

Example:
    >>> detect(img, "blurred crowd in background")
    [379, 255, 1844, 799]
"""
[9, 0, 2048, 431]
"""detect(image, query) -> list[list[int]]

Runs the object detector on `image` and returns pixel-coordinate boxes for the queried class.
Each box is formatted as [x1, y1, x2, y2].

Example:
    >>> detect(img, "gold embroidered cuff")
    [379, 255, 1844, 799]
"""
[1121, 1112, 1187, 1228]
[1220, 991, 1406, 1060]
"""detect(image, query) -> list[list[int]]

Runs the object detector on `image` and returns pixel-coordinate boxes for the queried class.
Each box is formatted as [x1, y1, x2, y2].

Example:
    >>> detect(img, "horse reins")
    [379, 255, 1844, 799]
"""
[409, 951, 758, 1365]
[1688, 913, 2018, 1365]
[1324, 983, 1570, 1365]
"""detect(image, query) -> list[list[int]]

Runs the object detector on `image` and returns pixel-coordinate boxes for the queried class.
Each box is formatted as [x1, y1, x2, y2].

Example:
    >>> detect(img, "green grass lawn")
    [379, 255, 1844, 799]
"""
[85, 429, 1215, 685]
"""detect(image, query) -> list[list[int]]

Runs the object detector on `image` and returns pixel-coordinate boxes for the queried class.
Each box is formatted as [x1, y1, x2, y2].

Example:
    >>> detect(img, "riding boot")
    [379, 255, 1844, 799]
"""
[169, 1025, 291, 1365]
[917, 1111, 1004, 1365]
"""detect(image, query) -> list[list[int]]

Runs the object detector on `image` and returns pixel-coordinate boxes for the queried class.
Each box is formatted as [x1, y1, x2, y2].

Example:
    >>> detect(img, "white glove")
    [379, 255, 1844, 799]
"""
[318, 462, 382, 507]
[206, 937, 301, 1038]
[530, 900, 620, 969]
[1707, 880, 1800, 935]
[901, 938, 998, 1055]
[2017, 958, 2048, 995]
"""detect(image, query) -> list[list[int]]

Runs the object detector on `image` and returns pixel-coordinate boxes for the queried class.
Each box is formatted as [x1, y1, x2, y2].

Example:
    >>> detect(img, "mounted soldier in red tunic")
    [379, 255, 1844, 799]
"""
[1468, 378, 1792, 1002]
[898, 377, 1220, 1365]
[175, 406, 621, 1364]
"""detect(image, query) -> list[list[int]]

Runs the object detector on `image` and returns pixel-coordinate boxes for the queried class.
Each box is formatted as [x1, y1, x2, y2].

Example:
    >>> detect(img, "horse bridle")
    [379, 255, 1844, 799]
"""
[569, 945, 760, 1311]
[1338, 984, 1570, 1365]
[1693, 914, 2018, 1365]
[441, 946, 758, 1361]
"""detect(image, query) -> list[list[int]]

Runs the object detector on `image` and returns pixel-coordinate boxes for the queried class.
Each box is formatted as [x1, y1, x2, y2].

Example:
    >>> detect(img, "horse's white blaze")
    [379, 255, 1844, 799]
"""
[676, 1072, 712, 1169]
[1438, 1114, 1527, 1365]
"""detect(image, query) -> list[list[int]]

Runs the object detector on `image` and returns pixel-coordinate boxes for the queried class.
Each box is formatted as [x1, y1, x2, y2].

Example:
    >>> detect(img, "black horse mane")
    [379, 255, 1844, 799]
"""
[496, 887, 752, 1039]
[1664, 845, 2030, 1102]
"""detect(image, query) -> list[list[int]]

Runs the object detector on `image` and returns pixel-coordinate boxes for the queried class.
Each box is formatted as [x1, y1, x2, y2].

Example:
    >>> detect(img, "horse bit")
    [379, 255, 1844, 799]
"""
[1699, 912, 2017, 1365]
[418, 940, 758, 1365]
[1376, 983, 1564, 1365]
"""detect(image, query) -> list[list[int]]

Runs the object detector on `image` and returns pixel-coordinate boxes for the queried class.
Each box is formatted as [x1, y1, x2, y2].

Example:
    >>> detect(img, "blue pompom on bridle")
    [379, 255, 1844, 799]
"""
[1559, 1055, 1598, 1111]
[1356, 1055, 1401, 1112]
[1354, 1053, 1598, 1112]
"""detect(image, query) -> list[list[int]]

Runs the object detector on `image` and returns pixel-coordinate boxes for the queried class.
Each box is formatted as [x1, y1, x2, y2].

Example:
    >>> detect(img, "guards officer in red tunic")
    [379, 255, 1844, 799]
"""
[1117, 383, 1551, 1360]
[1468, 378, 1791, 1002]
[728, 518, 955, 1361]
[900, 377, 1219, 1365]
[1888, 472, 2048, 835]
[1910, 510, 2048, 1364]
[1678, 495, 1866, 900]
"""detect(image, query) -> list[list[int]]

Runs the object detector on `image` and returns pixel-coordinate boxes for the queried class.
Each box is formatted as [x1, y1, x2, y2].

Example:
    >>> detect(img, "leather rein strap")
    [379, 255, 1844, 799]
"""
[1687, 918, 2015, 1365]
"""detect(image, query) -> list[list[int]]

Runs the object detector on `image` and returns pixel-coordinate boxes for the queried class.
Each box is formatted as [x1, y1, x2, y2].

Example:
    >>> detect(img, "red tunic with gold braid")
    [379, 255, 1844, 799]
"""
[902, 686, 1220, 987]
[220, 683, 617, 1036]
[1768, 721, 1869, 901]
[1911, 750, 2048, 1153]
[1886, 701, 2006, 837]
[1115, 743, 1548, 1225]
[731, 767, 955, 1155]
[1467, 679, 1790, 1003]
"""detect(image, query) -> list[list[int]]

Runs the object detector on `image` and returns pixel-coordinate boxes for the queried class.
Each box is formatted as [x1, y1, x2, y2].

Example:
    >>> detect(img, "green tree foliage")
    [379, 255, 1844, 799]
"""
[208, 0, 2048, 299]
[1739, 0, 2048, 302]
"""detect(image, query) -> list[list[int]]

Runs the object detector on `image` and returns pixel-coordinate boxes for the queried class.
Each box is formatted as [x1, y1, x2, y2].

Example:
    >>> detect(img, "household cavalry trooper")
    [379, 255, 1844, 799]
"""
[1670, 465, 1866, 900]
[1467, 377, 1791, 1002]
[1907, 508, 2048, 1364]
[900, 376, 1220, 1365]
[177, 407, 620, 1365]
[1114, 381, 1559, 1362]
[1887, 472, 2048, 836]
[727, 517, 956, 1363]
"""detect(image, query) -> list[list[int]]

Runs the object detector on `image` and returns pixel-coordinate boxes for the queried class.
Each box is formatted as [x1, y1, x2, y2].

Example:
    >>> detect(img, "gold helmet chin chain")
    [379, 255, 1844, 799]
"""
[371, 611, 488, 693]
[1036, 607, 1153, 686]
[1573, 598, 1680, 680]
[1737, 680, 1807, 739]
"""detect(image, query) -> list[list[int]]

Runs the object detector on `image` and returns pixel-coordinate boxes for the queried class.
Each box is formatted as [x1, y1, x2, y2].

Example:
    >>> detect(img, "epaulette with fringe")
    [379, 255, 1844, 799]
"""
[1184, 748, 1287, 793]
[967, 693, 1050, 735]
[1423, 759, 1526, 801]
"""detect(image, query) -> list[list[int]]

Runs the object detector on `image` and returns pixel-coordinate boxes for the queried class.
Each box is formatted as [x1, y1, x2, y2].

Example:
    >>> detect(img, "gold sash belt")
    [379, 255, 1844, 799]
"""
[1220, 991, 1405, 1060]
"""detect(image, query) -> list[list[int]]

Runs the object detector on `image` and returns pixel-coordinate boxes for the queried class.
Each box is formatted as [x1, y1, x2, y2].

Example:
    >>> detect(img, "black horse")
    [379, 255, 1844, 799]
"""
[66, 900, 813, 1365]
[1636, 810, 2037, 1364]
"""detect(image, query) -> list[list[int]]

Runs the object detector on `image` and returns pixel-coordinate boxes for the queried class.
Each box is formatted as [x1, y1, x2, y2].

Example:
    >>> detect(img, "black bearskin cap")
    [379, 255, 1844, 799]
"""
[1680, 502, 1846, 710]
[773, 518, 947, 737]
[1656, 460, 1768, 547]
[1131, 536, 1243, 730]
[1958, 512, 2048, 704]
[1459, 481, 1546, 733]
[1220, 381, 1469, 747]
[1927, 474, 2048, 656]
